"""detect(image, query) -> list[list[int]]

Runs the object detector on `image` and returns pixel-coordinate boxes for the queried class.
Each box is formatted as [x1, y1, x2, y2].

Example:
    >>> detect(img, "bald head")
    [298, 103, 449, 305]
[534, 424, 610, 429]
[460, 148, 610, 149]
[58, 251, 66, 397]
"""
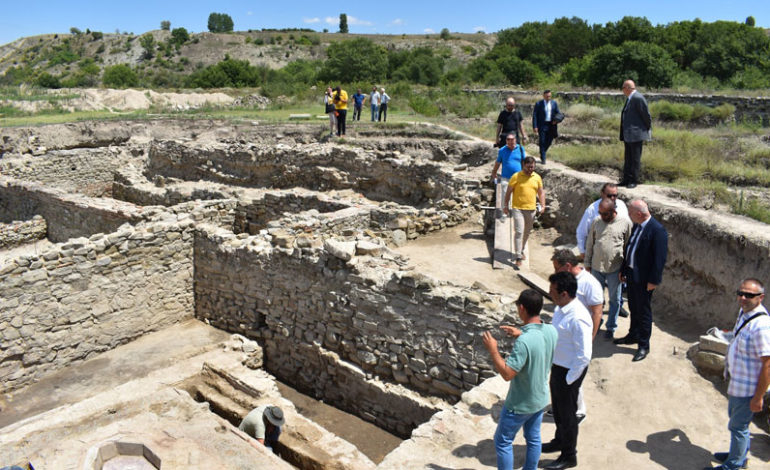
[599, 198, 616, 212]
[598, 198, 616, 222]
[505, 97, 515, 109]
[622, 80, 636, 97]
[628, 199, 650, 224]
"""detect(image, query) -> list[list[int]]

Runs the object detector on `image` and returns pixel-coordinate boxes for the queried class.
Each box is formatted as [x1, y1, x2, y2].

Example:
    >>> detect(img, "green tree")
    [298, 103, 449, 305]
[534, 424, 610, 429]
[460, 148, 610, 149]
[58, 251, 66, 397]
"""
[391, 48, 444, 85]
[208, 12, 234, 33]
[103, 64, 138, 88]
[70, 27, 82, 35]
[496, 56, 541, 85]
[440, 28, 451, 40]
[339, 13, 348, 34]
[171, 27, 190, 45]
[139, 34, 156, 59]
[160, 20, 171, 31]
[746, 16, 756, 27]
[596, 16, 654, 46]
[583, 41, 676, 88]
[319, 38, 387, 82]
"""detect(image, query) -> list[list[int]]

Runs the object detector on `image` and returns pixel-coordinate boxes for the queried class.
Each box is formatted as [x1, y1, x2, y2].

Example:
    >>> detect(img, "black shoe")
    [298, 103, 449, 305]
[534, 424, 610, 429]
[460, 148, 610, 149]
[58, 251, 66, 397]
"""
[576, 414, 586, 425]
[632, 348, 649, 362]
[713, 451, 748, 468]
[619, 308, 629, 318]
[627, 183, 637, 189]
[541, 441, 561, 453]
[613, 335, 638, 345]
[544, 455, 578, 470]
[618, 180, 628, 187]
[604, 329, 614, 340]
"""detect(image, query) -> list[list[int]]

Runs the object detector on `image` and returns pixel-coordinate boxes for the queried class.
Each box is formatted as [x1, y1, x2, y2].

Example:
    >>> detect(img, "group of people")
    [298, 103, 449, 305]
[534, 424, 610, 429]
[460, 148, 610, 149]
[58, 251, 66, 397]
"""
[496, 80, 651, 188]
[486, 182, 768, 469]
[324, 86, 391, 137]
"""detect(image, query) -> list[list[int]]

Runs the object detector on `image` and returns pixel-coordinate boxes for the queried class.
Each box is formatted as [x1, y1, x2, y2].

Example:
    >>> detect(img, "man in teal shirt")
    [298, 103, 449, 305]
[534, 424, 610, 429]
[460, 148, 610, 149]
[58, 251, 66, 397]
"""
[483, 289, 558, 470]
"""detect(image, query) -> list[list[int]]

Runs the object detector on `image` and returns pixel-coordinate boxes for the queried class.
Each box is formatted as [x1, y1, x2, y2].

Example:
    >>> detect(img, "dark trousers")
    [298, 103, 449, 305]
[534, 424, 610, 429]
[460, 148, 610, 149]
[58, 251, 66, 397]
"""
[336, 109, 347, 136]
[623, 141, 643, 184]
[626, 278, 654, 349]
[378, 103, 388, 121]
[352, 105, 362, 121]
[538, 123, 553, 163]
[549, 364, 587, 459]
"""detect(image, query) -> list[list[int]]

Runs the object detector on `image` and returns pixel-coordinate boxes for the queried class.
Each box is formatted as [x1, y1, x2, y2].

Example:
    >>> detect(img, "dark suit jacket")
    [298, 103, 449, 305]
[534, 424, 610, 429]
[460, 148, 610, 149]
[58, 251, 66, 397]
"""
[532, 99, 561, 130]
[620, 92, 652, 143]
[622, 216, 668, 286]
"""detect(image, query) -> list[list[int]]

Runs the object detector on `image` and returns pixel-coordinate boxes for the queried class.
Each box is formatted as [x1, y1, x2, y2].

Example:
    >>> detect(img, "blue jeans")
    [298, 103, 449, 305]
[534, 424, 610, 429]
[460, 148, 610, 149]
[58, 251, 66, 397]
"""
[591, 269, 621, 332]
[371, 104, 379, 121]
[494, 407, 544, 470]
[725, 395, 752, 469]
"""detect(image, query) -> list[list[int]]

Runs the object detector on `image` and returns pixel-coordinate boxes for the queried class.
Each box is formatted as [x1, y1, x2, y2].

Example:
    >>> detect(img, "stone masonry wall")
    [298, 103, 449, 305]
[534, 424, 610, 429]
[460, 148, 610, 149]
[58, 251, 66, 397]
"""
[0, 148, 139, 197]
[544, 166, 770, 330]
[0, 177, 143, 243]
[0, 219, 195, 393]
[146, 141, 466, 206]
[469, 89, 770, 125]
[193, 225, 514, 433]
[0, 216, 47, 249]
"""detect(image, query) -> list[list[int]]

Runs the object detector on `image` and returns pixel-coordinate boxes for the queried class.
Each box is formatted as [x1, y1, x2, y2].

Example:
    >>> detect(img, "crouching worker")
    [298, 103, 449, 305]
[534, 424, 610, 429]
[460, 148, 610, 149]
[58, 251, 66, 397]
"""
[239, 405, 285, 453]
[482, 289, 558, 470]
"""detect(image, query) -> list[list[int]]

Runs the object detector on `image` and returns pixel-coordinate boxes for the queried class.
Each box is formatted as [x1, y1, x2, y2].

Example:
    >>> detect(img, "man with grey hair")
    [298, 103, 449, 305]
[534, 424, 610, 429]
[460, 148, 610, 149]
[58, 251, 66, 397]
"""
[584, 198, 633, 339]
[619, 79, 651, 189]
[614, 199, 668, 362]
[496, 97, 528, 148]
[705, 278, 770, 470]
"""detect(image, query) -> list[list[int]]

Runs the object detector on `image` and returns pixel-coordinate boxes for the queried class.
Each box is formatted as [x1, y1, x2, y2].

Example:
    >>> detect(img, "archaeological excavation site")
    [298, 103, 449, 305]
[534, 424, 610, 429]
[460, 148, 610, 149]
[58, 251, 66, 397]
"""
[2, 118, 770, 469]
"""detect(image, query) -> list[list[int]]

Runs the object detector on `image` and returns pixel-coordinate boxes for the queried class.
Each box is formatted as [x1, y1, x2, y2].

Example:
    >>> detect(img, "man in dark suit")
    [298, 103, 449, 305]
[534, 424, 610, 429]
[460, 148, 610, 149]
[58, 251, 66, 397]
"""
[532, 90, 560, 165]
[614, 199, 668, 362]
[619, 80, 652, 189]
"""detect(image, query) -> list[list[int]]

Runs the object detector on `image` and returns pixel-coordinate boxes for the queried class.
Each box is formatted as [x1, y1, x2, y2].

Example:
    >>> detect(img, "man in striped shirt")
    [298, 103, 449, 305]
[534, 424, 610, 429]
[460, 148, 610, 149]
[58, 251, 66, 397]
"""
[706, 278, 770, 470]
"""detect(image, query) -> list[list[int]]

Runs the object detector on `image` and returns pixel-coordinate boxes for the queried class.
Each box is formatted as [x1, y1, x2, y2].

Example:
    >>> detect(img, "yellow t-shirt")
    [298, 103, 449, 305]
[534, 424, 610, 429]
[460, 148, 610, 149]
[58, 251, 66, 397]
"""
[334, 90, 348, 110]
[510, 171, 543, 210]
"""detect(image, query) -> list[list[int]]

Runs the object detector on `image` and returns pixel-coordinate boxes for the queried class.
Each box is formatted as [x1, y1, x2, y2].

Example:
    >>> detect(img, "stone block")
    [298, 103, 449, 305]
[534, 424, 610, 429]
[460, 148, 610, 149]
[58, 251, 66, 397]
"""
[324, 239, 356, 261]
[699, 334, 729, 355]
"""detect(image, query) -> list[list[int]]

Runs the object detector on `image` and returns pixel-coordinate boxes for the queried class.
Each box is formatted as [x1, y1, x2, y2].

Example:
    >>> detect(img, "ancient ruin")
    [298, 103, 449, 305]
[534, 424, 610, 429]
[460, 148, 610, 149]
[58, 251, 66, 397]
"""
[2, 118, 769, 468]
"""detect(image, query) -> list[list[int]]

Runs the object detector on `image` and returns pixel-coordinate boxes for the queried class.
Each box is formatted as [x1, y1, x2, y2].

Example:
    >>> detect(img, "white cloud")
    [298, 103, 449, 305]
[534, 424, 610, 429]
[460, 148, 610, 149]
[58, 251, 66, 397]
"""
[424, 28, 435, 34]
[247, 11, 253, 16]
[473, 26, 486, 33]
[303, 17, 321, 24]
[389, 18, 404, 26]
[347, 16, 373, 26]
[324, 16, 338, 25]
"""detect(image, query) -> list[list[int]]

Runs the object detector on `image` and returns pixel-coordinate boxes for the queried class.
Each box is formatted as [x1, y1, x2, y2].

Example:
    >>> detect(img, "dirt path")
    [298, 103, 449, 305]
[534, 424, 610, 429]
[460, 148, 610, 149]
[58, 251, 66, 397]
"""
[395, 219, 770, 469]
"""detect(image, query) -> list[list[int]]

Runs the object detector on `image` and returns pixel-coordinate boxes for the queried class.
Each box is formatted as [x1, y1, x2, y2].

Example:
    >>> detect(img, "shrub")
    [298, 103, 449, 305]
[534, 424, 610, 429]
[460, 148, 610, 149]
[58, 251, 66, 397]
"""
[565, 103, 604, 121]
[650, 101, 693, 121]
[170, 27, 190, 45]
[91, 31, 103, 41]
[440, 28, 451, 40]
[102, 64, 138, 88]
[408, 94, 440, 117]
[37, 72, 61, 88]
[160, 20, 171, 31]
[319, 38, 387, 83]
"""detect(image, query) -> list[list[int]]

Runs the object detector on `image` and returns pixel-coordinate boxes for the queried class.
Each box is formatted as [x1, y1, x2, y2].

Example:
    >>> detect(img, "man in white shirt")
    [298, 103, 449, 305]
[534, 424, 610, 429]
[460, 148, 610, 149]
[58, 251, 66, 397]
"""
[541, 271, 593, 470]
[370, 86, 380, 122]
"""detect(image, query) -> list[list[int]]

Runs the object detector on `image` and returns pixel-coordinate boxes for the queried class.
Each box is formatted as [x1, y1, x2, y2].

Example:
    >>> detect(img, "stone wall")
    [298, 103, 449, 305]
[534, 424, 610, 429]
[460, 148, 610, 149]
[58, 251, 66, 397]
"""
[468, 89, 770, 125]
[0, 177, 143, 243]
[0, 148, 138, 197]
[0, 219, 195, 393]
[193, 225, 515, 434]
[544, 166, 770, 330]
[0, 216, 47, 249]
[233, 190, 354, 235]
[146, 141, 467, 206]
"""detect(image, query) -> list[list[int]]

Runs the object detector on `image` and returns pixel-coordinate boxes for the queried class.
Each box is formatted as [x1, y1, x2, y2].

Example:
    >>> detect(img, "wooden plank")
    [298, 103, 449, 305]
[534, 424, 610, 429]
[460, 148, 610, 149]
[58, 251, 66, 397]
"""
[492, 180, 514, 269]
[517, 271, 552, 300]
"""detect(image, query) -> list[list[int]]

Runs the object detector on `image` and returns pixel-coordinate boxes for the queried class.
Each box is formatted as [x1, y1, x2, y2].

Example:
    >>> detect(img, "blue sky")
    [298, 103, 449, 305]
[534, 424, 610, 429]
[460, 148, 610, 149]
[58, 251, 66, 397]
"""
[0, 0, 767, 46]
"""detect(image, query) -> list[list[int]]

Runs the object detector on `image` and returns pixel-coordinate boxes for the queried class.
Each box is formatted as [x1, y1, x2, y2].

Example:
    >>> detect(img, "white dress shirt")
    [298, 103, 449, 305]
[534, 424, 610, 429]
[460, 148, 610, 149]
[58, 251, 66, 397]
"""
[552, 298, 593, 384]
[626, 217, 651, 269]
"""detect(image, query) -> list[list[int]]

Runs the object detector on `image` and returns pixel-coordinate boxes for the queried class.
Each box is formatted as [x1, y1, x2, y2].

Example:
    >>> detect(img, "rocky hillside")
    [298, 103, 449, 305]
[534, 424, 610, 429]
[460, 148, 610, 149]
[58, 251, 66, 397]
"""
[0, 29, 495, 78]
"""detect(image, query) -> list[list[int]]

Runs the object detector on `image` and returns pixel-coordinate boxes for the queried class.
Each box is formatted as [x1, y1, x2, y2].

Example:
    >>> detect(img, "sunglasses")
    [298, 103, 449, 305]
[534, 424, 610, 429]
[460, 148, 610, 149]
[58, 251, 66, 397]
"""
[605, 194, 618, 198]
[736, 290, 762, 298]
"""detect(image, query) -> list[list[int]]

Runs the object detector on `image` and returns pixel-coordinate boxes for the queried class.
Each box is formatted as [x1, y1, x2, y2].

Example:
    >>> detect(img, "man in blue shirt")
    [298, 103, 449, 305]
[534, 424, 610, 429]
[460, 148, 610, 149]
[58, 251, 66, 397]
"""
[351, 88, 366, 121]
[490, 133, 526, 184]
[483, 289, 558, 470]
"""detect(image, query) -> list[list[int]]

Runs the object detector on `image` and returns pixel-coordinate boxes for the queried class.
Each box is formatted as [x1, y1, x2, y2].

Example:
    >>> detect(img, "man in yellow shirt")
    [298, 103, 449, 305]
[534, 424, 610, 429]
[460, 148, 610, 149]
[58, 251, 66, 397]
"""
[333, 86, 348, 137]
[503, 157, 546, 266]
